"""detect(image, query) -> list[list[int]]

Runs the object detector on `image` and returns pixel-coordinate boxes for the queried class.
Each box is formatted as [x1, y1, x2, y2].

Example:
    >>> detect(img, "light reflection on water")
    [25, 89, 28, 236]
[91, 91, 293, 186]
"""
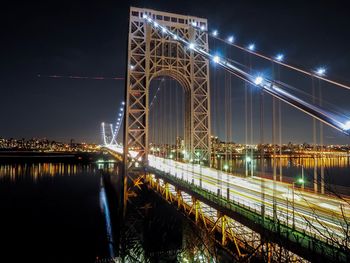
[0, 162, 117, 182]
[0, 161, 114, 262]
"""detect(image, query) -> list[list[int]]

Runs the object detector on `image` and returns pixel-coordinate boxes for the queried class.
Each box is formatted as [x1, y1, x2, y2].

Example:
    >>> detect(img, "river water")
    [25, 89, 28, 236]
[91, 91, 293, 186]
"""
[0, 162, 112, 262]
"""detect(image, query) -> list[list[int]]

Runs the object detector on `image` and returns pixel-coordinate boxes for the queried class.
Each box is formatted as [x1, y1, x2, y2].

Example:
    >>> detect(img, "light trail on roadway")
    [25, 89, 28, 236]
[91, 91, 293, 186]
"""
[147, 155, 350, 248]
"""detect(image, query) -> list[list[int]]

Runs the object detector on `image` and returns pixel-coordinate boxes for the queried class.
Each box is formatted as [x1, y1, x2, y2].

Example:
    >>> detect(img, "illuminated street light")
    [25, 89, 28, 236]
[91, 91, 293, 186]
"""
[121, 101, 125, 105]
[297, 178, 304, 184]
[223, 164, 229, 171]
[162, 27, 167, 33]
[228, 36, 234, 43]
[246, 156, 251, 162]
[173, 35, 178, 40]
[130, 65, 135, 70]
[200, 25, 205, 31]
[275, 54, 284, 62]
[191, 21, 196, 27]
[212, 30, 218, 36]
[142, 14, 148, 19]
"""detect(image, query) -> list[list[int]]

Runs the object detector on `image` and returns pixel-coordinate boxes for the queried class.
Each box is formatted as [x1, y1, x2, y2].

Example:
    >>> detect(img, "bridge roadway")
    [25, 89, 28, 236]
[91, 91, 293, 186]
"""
[106, 146, 349, 260]
[147, 155, 349, 243]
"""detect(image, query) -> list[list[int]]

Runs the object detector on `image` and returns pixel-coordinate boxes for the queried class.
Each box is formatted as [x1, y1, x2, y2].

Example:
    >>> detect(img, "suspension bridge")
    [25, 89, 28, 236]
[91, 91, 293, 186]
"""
[101, 7, 350, 262]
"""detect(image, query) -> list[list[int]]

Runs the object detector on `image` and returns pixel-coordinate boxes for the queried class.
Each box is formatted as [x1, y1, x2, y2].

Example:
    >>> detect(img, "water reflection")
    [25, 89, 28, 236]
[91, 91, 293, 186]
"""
[0, 161, 114, 262]
[0, 162, 118, 182]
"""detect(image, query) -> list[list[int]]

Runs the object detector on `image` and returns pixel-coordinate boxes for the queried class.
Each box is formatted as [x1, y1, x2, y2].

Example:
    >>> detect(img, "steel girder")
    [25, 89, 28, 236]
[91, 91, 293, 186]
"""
[125, 7, 211, 166]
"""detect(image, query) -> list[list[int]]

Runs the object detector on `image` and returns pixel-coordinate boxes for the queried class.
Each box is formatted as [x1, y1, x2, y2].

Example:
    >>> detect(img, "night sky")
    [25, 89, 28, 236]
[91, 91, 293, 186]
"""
[1, 0, 350, 144]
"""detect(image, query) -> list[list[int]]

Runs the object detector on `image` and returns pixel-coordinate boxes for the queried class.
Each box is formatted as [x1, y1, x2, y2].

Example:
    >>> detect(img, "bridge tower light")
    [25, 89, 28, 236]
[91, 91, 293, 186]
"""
[213, 55, 220, 63]
[188, 43, 195, 50]
[212, 30, 218, 36]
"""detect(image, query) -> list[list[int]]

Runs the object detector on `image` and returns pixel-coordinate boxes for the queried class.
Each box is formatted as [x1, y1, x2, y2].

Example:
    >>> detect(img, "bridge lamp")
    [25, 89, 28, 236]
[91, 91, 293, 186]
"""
[130, 65, 135, 70]
[173, 35, 178, 40]
[162, 27, 167, 33]
[169, 154, 174, 159]
[246, 156, 251, 163]
[200, 25, 205, 31]
[153, 21, 159, 28]
[212, 30, 218, 36]
[223, 164, 229, 171]
[121, 101, 125, 105]
[315, 67, 326, 76]
[228, 36, 234, 43]
[343, 121, 350, 130]
[254, 76, 264, 85]
[297, 178, 305, 184]
[213, 55, 220, 63]
[188, 43, 195, 50]
[247, 43, 255, 51]
[275, 54, 284, 62]
[191, 21, 197, 27]
[142, 14, 148, 19]
[119, 113, 122, 116]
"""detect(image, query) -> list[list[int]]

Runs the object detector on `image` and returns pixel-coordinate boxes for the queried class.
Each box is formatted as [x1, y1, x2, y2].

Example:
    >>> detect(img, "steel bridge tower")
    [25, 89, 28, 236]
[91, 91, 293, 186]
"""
[124, 7, 211, 167]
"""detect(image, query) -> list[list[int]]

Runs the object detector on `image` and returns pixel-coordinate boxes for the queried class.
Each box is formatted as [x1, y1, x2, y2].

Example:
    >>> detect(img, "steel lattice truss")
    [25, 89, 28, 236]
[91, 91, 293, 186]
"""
[125, 7, 211, 165]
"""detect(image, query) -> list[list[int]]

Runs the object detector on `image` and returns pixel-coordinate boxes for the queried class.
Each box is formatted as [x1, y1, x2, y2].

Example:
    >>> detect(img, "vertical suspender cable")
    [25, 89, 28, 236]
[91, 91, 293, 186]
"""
[319, 79, 325, 194]
[312, 77, 318, 193]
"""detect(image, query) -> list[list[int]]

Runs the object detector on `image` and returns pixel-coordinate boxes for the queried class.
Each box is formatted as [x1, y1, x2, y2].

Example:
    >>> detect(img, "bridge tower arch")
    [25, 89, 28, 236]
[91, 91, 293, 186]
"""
[124, 7, 211, 165]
